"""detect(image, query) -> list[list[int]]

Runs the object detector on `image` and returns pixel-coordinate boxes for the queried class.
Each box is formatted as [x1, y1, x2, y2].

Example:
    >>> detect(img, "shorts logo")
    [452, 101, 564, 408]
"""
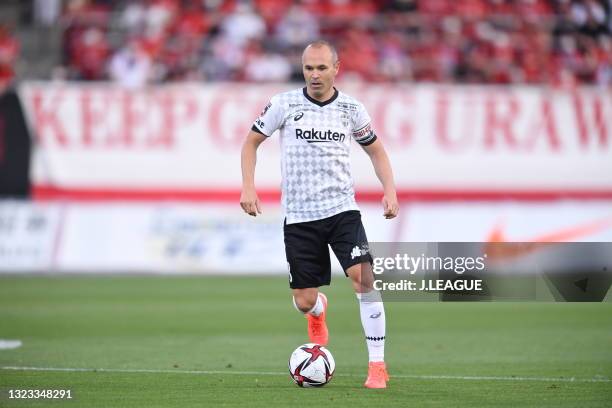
[369, 312, 382, 319]
[294, 112, 304, 121]
[351, 245, 369, 259]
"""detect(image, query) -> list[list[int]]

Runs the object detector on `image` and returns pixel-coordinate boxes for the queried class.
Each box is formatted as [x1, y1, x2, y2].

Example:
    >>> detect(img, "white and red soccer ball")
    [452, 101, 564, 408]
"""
[288, 343, 335, 387]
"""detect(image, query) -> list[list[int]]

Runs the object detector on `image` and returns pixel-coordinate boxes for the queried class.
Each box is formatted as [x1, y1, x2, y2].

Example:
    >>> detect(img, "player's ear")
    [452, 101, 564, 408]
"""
[334, 60, 340, 74]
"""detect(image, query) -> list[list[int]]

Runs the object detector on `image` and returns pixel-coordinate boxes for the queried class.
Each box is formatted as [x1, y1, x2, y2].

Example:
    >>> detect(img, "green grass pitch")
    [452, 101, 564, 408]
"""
[1, 276, 611, 407]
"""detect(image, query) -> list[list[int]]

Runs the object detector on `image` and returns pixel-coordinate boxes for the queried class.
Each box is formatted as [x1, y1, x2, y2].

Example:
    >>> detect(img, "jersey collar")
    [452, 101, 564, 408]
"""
[302, 87, 339, 107]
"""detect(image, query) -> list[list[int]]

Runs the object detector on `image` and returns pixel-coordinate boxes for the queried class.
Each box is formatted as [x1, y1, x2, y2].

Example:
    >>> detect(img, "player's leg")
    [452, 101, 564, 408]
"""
[292, 287, 328, 345]
[285, 219, 331, 345]
[328, 210, 388, 388]
[346, 262, 389, 388]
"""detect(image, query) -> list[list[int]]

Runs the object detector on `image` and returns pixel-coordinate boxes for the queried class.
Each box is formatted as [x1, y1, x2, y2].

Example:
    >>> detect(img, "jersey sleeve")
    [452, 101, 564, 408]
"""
[252, 95, 284, 137]
[351, 102, 377, 146]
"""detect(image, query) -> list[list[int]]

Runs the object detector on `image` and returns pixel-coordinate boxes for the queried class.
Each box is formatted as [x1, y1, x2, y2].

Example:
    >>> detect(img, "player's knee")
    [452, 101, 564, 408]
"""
[292, 291, 318, 313]
[293, 297, 316, 313]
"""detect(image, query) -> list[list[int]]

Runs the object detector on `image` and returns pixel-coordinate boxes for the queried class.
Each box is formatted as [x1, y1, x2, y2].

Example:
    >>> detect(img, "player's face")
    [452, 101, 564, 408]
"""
[302, 46, 339, 101]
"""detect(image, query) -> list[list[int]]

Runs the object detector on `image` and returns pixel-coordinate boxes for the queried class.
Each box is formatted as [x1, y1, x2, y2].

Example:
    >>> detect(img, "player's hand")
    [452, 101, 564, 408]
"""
[382, 193, 399, 219]
[240, 188, 262, 217]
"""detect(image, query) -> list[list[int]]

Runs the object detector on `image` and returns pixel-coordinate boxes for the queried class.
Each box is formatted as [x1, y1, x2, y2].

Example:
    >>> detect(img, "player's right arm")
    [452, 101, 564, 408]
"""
[240, 130, 268, 216]
[241, 95, 284, 216]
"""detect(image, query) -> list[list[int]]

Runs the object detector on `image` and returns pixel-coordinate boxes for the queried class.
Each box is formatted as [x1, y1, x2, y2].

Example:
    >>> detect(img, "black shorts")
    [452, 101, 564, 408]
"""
[284, 210, 373, 289]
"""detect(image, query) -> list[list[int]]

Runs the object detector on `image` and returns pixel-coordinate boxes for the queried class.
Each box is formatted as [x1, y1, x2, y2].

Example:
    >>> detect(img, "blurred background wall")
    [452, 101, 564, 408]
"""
[0, 0, 610, 273]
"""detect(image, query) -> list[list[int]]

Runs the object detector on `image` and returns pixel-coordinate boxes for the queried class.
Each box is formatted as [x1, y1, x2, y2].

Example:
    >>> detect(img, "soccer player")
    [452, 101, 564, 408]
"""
[240, 40, 398, 389]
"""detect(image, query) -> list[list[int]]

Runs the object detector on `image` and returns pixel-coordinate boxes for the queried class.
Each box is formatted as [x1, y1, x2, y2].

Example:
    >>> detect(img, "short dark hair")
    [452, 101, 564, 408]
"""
[303, 40, 339, 64]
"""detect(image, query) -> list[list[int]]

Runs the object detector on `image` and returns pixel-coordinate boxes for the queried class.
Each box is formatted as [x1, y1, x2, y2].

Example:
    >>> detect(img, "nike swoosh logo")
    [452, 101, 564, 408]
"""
[485, 216, 612, 260]
[488, 216, 612, 243]
[369, 312, 382, 319]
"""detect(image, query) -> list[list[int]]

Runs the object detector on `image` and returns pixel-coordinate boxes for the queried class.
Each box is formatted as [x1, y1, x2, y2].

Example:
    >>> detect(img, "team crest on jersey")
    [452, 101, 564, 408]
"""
[340, 114, 350, 128]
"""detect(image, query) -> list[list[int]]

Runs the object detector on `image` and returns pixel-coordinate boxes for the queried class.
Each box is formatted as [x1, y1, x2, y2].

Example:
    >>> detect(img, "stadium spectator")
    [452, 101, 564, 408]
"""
[275, 3, 320, 50]
[243, 41, 292, 82]
[69, 27, 110, 80]
[0, 25, 19, 93]
[33, 0, 62, 27]
[338, 27, 379, 81]
[61, 0, 111, 80]
[108, 38, 153, 88]
[256, 0, 293, 26]
[377, 31, 412, 82]
[220, 1, 266, 47]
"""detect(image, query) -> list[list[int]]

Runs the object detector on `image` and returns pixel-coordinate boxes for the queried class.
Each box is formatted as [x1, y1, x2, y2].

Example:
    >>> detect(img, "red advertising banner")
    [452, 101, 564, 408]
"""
[19, 82, 612, 201]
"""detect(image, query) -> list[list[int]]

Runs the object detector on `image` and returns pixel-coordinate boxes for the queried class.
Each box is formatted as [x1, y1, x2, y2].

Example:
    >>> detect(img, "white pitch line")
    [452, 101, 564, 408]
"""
[1, 366, 610, 383]
[0, 340, 22, 350]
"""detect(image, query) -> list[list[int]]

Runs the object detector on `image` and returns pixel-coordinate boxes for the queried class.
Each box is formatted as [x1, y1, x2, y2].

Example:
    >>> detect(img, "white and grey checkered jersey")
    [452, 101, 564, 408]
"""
[252, 87, 377, 224]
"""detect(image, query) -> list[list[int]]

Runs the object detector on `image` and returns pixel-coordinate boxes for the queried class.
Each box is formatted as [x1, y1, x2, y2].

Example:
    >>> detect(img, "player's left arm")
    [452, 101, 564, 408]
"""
[362, 139, 399, 219]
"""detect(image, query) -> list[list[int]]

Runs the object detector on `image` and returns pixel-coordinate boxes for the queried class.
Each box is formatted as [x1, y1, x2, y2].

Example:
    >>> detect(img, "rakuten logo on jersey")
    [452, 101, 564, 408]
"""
[295, 128, 346, 143]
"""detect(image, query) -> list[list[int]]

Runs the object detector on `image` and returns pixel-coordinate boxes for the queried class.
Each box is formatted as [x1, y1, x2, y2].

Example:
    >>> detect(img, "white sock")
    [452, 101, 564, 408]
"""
[293, 293, 324, 317]
[356, 291, 385, 362]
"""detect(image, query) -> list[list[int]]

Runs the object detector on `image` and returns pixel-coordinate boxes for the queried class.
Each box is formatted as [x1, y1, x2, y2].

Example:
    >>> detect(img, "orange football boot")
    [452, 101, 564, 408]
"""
[306, 293, 328, 345]
[364, 361, 389, 389]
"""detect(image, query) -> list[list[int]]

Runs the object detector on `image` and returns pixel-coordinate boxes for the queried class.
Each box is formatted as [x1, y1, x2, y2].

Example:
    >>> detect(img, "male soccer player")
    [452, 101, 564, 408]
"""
[240, 40, 398, 389]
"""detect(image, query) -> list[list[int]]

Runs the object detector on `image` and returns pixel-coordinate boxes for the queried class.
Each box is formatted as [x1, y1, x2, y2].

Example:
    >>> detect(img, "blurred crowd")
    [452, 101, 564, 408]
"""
[21, 0, 612, 87]
[0, 25, 19, 91]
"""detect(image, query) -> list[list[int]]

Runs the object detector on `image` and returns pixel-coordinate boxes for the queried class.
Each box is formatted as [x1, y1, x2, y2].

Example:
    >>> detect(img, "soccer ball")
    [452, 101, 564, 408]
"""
[288, 343, 335, 387]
